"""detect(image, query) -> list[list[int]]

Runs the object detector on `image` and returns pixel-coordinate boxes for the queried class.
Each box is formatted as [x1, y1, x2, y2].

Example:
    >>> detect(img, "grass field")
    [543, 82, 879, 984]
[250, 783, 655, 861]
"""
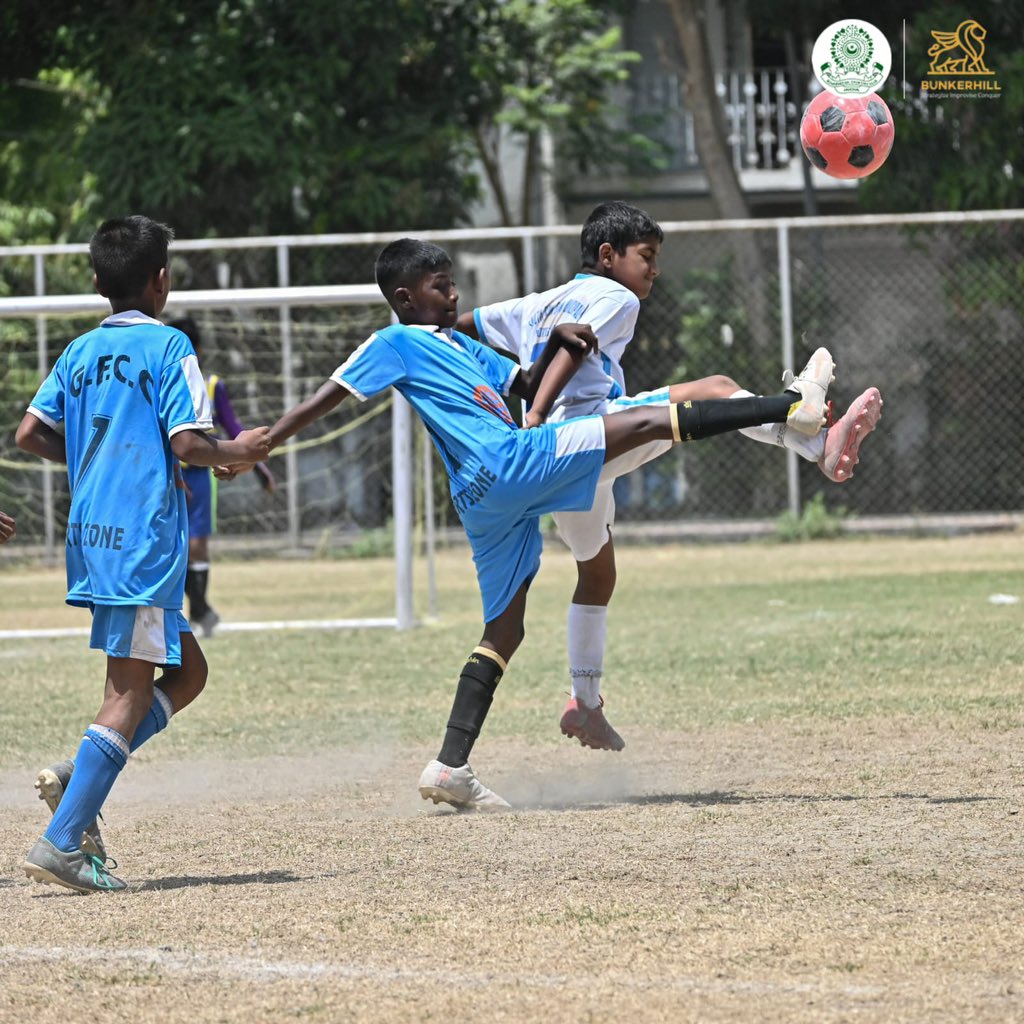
[1, 533, 1023, 1023]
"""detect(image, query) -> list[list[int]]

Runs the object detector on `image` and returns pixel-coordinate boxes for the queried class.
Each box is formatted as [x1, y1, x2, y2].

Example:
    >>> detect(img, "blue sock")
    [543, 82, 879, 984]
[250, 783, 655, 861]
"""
[43, 726, 128, 854]
[129, 687, 174, 752]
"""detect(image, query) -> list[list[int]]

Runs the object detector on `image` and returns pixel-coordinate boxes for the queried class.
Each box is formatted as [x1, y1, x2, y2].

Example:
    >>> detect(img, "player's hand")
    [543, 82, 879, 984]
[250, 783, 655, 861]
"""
[235, 426, 272, 463]
[254, 462, 277, 493]
[524, 410, 546, 429]
[0, 510, 16, 544]
[214, 461, 257, 480]
[174, 464, 193, 500]
[552, 322, 598, 355]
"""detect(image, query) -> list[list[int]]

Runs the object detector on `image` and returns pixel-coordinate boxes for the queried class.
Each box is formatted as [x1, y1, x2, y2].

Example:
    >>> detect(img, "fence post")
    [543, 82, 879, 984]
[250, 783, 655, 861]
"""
[392, 393, 415, 629]
[34, 254, 56, 563]
[422, 422, 437, 620]
[776, 222, 800, 518]
[276, 244, 300, 549]
[523, 234, 536, 294]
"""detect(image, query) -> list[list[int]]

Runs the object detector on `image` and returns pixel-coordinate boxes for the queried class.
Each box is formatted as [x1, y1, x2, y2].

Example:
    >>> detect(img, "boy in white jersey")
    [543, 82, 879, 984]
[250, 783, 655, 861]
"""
[253, 237, 844, 810]
[16, 216, 270, 892]
[459, 201, 882, 752]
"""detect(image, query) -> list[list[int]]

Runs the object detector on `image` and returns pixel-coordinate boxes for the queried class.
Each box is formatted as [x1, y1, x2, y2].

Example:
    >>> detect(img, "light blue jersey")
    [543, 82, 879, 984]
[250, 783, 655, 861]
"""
[28, 312, 212, 608]
[333, 323, 606, 620]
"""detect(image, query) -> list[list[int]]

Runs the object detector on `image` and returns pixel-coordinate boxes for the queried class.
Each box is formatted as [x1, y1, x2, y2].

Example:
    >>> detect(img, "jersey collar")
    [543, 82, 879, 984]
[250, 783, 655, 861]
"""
[101, 310, 165, 327]
[409, 324, 460, 348]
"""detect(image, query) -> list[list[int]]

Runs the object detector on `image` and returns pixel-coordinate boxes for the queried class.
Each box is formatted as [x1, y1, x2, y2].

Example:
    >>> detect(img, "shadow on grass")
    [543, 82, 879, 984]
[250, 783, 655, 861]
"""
[528, 791, 1001, 812]
[136, 870, 302, 891]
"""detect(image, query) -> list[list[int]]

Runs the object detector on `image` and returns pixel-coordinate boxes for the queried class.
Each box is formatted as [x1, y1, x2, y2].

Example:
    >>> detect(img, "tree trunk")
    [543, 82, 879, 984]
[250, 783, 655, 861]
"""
[471, 123, 526, 294]
[666, 0, 773, 354]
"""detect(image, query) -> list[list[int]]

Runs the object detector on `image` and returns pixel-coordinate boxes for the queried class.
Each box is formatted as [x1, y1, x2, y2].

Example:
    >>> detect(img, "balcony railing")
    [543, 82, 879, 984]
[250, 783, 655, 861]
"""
[632, 66, 806, 173]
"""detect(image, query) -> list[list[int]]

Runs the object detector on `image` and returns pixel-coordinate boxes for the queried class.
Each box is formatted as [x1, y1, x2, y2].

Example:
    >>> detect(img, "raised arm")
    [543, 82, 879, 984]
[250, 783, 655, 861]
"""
[267, 379, 349, 451]
[171, 426, 270, 467]
[509, 322, 597, 427]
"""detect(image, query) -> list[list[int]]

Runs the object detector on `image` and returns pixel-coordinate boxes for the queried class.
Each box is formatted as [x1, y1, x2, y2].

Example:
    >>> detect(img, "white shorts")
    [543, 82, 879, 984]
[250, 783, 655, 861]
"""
[89, 605, 191, 665]
[550, 388, 674, 561]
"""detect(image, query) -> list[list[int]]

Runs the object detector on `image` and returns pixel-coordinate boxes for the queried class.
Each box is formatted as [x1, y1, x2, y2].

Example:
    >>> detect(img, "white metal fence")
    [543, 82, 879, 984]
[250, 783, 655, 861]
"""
[2, 208, 1022, 565]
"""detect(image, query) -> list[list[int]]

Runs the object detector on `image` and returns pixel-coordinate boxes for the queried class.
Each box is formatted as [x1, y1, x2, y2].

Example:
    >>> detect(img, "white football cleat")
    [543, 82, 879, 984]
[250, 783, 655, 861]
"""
[418, 759, 511, 812]
[783, 346, 836, 436]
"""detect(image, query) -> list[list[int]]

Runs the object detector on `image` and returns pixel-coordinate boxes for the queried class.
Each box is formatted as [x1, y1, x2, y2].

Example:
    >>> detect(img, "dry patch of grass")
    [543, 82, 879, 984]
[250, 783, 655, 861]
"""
[1, 535, 1023, 1021]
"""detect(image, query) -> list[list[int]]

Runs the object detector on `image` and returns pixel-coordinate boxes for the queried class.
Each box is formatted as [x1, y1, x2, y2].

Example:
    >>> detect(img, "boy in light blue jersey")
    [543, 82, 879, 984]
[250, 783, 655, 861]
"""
[16, 215, 270, 893]
[460, 201, 882, 752]
[254, 237, 840, 811]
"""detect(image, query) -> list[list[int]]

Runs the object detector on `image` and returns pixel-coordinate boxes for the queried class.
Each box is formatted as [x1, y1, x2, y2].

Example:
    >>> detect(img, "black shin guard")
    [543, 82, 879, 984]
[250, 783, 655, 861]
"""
[438, 649, 505, 768]
[674, 392, 796, 441]
[185, 568, 210, 619]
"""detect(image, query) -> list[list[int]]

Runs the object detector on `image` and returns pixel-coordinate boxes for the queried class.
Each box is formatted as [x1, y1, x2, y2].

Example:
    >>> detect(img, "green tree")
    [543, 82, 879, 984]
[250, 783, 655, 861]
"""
[859, 2, 1024, 212]
[47, 1, 481, 240]
[456, 0, 652, 226]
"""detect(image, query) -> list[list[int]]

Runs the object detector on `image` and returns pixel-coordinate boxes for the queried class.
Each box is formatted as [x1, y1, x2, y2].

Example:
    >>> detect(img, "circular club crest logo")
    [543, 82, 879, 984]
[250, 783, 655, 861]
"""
[812, 20, 891, 96]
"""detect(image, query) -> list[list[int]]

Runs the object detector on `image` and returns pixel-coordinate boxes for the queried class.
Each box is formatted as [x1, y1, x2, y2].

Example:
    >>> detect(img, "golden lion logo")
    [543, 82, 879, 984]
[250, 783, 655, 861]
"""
[927, 19, 993, 75]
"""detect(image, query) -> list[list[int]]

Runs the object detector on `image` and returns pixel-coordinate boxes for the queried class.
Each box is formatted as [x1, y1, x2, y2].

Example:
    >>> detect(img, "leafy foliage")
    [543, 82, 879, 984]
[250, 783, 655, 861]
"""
[775, 492, 848, 541]
[859, 2, 1024, 212]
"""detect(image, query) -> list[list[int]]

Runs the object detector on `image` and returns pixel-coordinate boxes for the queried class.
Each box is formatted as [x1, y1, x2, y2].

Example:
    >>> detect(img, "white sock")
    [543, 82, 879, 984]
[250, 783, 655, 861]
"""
[730, 388, 824, 462]
[567, 603, 607, 709]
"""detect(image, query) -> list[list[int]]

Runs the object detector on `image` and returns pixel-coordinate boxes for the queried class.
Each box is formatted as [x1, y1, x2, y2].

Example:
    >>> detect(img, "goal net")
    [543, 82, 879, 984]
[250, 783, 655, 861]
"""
[0, 285, 427, 629]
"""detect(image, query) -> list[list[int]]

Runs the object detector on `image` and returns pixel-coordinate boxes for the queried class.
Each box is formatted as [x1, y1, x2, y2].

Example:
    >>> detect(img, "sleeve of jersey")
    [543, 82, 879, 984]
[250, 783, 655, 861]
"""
[160, 344, 214, 438]
[213, 381, 246, 438]
[473, 297, 524, 357]
[330, 333, 407, 401]
[587, 293, 641, 366]
[26, 358, 67, 431]
[468, 337, 519, 397]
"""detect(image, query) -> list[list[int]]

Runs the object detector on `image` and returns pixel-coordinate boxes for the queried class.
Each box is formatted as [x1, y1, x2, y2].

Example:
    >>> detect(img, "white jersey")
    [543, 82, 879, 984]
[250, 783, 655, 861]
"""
[473, 274, 640, 415]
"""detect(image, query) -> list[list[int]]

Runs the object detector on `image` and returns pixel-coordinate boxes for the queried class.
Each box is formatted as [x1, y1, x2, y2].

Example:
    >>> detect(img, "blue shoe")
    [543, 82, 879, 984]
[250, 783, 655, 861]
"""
[24, 837, 126, 894]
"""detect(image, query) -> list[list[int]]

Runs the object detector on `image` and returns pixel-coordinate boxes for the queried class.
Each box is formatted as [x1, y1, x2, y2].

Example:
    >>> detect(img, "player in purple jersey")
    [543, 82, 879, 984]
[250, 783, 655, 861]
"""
[230, 238, 841, 811]
[170, 317, 275, 637]
[16, 216, 270, 893]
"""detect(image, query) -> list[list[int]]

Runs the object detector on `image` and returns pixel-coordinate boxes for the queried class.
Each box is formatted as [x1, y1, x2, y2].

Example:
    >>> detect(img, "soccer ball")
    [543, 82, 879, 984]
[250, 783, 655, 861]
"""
[799, 91, 894, 180]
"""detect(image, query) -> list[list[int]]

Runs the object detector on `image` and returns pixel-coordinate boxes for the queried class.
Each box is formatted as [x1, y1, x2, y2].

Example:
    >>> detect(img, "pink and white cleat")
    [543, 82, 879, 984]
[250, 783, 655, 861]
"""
[819, 387, 883, 483]
[559, 696, 625, 751]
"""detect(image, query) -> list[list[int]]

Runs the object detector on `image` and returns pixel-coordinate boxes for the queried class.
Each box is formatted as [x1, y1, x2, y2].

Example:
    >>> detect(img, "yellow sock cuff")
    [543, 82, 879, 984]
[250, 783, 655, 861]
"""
[472, 646, 508, 672]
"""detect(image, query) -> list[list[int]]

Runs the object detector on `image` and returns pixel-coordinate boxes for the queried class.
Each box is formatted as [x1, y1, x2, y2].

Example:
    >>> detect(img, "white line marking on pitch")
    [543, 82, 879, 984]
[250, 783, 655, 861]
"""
[0, 947, 890, 998]
[0, 618, 398, 641]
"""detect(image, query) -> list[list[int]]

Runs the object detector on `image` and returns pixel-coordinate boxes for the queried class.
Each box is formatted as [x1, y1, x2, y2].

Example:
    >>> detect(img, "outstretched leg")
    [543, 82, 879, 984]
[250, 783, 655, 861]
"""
[665, 359, 881, 483]
[601, 346, 834, 466]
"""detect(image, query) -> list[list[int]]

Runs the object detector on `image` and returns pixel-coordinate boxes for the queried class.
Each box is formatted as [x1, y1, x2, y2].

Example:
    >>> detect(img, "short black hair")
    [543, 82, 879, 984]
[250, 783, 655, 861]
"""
[89, 215, 174, 300]
[168, 317, 201, 348]
[375, 238, 452, 302]
[580, 201, 663, 266]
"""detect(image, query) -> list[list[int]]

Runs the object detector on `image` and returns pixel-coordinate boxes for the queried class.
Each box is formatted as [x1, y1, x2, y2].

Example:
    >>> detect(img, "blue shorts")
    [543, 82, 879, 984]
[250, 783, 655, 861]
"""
[458, 416, 606, 622]
[182, 465, 213, 538]
[89, 605, 192, 666]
